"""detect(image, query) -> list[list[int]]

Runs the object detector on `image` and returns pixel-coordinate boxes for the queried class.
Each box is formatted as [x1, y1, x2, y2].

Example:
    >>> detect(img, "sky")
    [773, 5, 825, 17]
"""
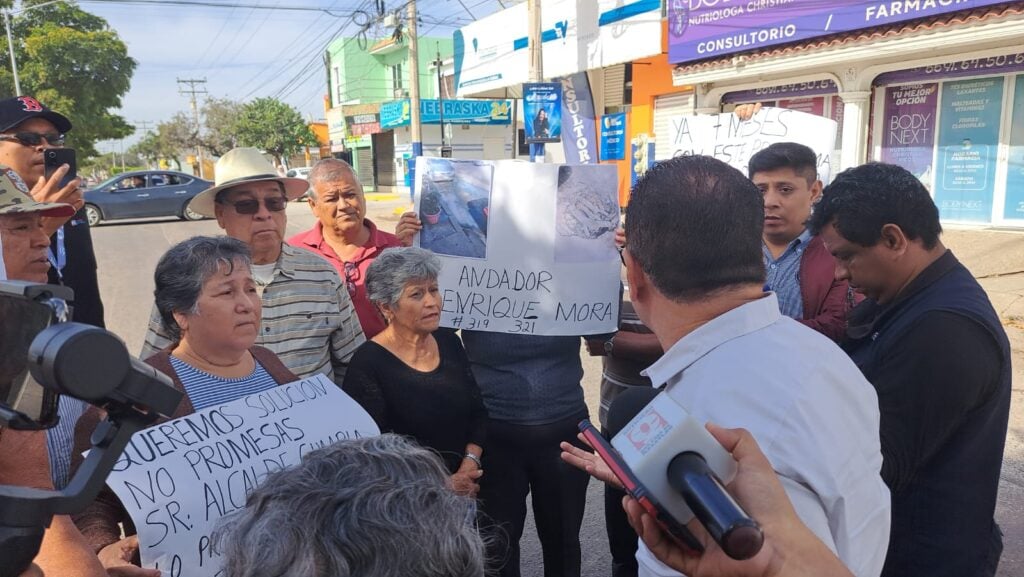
[73, 0, 510, 153]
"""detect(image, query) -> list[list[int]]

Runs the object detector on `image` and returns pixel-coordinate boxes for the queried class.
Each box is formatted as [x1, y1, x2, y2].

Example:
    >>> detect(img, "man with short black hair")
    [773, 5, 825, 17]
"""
[810, 162, 1010, 577]
[614, 155, 890, 577]
[748, 142, 853, 341]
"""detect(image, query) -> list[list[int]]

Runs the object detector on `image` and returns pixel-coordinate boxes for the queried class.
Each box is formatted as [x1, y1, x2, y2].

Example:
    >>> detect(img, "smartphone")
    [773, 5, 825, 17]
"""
[578, 419, 704, 552]
[0, 281, 72, 430]
[43, 148, 77, 189]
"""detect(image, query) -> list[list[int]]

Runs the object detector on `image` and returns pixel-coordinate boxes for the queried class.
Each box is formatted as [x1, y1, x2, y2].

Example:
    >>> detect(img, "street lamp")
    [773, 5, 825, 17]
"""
[3, 0, 65, 96]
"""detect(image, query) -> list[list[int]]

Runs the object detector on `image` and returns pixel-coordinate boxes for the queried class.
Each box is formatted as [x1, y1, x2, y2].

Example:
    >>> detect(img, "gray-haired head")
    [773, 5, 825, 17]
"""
[153, 235, 252, 341]
[365, 246, 441, 309]
[214, 433, 485, 577]
[307, 157, 361, 201]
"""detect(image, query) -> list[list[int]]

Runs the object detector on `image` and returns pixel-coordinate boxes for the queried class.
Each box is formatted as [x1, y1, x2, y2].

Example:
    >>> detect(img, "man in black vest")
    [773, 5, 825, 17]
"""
[810, 162, 1010, 577]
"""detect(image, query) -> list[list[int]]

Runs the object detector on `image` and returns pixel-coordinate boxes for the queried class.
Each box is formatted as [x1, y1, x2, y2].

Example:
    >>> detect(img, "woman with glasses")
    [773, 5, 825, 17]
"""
[71, 236, 299, 576]
[342, 247, 488, 499]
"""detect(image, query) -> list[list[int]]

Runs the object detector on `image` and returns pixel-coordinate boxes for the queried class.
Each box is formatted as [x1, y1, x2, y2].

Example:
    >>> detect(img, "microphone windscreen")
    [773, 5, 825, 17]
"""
[607, 386, 660, 437]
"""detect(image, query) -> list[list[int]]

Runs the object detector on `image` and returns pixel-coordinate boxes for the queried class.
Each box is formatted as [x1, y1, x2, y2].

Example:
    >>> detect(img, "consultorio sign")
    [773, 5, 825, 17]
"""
[668, 0, 1011, 64]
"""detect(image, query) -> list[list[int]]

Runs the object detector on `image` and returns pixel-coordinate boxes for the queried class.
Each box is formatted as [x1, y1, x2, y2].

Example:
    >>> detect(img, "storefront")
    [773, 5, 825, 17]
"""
[380, 98, 514, 193]
[666, 1, 1024, 226]
[342, 103, 382, 191]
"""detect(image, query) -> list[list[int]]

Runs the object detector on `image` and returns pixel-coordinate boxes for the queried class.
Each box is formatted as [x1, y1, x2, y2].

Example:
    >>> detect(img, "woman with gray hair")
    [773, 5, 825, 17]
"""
[342, 246, 487, 497]
[216, 434, 486, 577]
[71, 235, 297, 576]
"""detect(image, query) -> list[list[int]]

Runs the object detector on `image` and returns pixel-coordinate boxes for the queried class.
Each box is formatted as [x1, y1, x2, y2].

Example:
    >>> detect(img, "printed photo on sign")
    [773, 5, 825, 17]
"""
[414, 160, 619, 336]
[555, 165, 619, 263]
[418, 158, 493, 260]
[100, 374, 380, 577]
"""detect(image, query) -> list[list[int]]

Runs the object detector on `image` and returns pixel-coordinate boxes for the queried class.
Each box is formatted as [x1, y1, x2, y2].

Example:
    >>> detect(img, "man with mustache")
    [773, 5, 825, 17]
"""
[288, 158, 402, 338]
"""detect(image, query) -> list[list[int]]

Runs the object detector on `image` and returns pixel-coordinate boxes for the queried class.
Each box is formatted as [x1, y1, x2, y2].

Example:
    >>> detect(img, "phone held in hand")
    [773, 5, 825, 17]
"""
[578, 418, 704, 552]
[43, 148, 76, 189]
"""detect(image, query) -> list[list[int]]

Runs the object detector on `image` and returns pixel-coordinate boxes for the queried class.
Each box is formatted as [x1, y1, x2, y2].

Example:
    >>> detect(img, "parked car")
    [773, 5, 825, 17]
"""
[83, 171, 213, 226]
[285, 166, 312, 179]
[285, 166, 313, 201]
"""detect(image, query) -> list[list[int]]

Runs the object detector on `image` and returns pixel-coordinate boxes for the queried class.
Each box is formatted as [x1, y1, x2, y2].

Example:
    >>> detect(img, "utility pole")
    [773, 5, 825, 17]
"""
[434, 45, 448, 155]
[407, 0, 422, 198]
[3, 11, 20, 96]
[177, 78, 208, 178]
[527, 0, 543, 162]
[134, 120, 155, 133]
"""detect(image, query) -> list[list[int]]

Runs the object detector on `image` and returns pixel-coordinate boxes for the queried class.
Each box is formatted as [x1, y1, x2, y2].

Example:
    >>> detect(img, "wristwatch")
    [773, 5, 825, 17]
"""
[603, 335, 616, 356]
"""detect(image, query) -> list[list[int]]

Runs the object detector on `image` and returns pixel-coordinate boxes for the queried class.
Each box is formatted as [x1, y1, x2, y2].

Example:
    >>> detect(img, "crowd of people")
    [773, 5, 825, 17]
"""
[0, 94, 1011, 577]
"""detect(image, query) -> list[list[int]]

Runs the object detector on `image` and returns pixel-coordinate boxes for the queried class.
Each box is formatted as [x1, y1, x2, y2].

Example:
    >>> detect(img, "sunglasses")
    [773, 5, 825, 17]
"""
[0, 131, 66, 147]
[343, 261, 358, 297]
[220, 196, 288, 215]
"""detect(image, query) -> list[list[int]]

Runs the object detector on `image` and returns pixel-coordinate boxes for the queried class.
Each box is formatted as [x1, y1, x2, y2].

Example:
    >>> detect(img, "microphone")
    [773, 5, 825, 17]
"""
[608, 387, 764, 560]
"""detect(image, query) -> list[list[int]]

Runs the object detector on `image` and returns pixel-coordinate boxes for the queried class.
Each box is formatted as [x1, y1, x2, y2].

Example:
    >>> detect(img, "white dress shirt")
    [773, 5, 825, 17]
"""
[636, 294, 890, 577]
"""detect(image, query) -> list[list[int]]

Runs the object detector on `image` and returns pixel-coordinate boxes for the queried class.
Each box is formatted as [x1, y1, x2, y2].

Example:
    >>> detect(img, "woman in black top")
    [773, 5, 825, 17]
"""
[343, 247, 487, 497]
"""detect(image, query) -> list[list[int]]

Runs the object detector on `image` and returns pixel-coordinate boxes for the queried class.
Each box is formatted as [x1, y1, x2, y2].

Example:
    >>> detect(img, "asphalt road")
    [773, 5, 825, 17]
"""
[88, 200, 1024, 577]
[89, 200, 612, 577]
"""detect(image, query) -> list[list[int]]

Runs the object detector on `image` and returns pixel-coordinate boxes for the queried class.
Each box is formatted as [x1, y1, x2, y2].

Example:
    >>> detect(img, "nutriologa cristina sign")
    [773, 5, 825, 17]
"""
[668, 0, 1011, 64]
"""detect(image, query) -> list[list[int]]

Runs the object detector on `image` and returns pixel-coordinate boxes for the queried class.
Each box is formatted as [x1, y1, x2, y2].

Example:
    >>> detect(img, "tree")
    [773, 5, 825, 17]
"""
[200, 98, 242, 156]
[0, 1, 137, 158]
[233, 97, 317, 166]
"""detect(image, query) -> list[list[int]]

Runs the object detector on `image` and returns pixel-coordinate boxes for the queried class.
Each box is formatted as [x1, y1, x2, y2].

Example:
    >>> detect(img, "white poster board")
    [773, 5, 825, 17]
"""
[662, 107, 839, 183]
[414, 158, 620, 336]
[103, 374, 379, 577]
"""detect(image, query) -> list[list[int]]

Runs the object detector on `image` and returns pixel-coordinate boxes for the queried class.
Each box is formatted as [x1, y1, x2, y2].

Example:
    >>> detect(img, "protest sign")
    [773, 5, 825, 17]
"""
[662, 107, 838, 183]
[103, 374, 379, 577]
[415, 157, 620, 336]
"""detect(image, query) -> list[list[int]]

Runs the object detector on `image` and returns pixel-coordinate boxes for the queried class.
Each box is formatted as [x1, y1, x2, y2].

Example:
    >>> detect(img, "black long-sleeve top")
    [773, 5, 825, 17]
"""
[342, 330, 488, 473]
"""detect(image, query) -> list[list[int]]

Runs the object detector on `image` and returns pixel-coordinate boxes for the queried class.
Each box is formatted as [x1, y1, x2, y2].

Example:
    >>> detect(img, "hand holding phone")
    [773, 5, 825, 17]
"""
[576, 419, 706, 552]
[43, 149, 77, 190]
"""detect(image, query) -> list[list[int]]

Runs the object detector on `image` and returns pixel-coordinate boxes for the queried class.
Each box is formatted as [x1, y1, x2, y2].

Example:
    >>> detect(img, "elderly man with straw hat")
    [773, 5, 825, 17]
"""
[140, 148, 365, 386]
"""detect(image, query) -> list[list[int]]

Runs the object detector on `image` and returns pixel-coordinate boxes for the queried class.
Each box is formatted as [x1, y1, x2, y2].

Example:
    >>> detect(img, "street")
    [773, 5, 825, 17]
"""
[90, 200, 1024, 577]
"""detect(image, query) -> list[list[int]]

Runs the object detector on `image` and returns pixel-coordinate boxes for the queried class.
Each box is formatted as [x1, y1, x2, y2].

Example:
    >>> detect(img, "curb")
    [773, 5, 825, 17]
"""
[365, 193, 402, 202]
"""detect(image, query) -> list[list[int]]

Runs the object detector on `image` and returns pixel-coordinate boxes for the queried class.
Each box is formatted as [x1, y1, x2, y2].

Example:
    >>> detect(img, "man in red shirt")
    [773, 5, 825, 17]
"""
[288, 158, 402, 337]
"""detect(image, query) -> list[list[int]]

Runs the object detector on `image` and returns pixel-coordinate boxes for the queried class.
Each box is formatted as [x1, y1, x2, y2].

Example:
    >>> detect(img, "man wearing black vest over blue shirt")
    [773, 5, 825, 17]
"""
[811, 162, 1011, 577]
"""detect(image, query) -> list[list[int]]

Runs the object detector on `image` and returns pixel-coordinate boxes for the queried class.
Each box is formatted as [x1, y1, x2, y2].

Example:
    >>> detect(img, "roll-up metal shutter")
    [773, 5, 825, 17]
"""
[356, 147, 374, 189]
[653, 92, 694, 161]
[603, 64, 626, 109]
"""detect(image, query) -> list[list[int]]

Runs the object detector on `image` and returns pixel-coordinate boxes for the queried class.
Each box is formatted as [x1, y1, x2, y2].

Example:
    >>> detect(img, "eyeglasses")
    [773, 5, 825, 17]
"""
[220, 196, 288, 215]
[0, 132, 66, 147]
[342, 261, 358, 296]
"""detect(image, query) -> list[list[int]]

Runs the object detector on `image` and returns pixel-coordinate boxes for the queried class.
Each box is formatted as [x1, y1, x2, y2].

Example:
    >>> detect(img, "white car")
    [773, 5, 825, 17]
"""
[285, 167, 312, 179]
[285, 167, 313, 200]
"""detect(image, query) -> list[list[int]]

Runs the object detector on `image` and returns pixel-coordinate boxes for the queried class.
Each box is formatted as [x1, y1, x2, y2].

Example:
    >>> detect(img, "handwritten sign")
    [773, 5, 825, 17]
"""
[103, 374, 379, 577]
[414, 158, 620, 336]
[663, 107, 838, 183]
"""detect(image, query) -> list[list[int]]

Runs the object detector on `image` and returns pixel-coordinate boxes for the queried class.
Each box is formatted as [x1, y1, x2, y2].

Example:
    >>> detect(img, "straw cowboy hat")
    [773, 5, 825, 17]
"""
[188, 148, 309, 218]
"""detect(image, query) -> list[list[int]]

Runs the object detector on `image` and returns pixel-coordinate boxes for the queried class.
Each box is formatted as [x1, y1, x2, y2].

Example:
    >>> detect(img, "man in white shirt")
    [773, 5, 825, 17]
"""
[612, 156, 890, 576]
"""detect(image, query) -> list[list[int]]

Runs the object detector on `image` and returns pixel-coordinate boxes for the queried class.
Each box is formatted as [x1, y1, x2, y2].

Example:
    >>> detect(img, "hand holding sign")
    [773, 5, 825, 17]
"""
[102, 375, 379, 577]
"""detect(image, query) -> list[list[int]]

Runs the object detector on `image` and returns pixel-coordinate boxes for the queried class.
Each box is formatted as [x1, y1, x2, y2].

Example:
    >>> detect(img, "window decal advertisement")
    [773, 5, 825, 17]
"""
[881, 83, 938, 188]
[934, 77, 1004, 223]
[1004, 75, 1024, 220]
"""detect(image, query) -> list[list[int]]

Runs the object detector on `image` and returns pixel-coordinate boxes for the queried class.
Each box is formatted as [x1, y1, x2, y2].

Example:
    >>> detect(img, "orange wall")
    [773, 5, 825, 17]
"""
[604, 20, 692, 206]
